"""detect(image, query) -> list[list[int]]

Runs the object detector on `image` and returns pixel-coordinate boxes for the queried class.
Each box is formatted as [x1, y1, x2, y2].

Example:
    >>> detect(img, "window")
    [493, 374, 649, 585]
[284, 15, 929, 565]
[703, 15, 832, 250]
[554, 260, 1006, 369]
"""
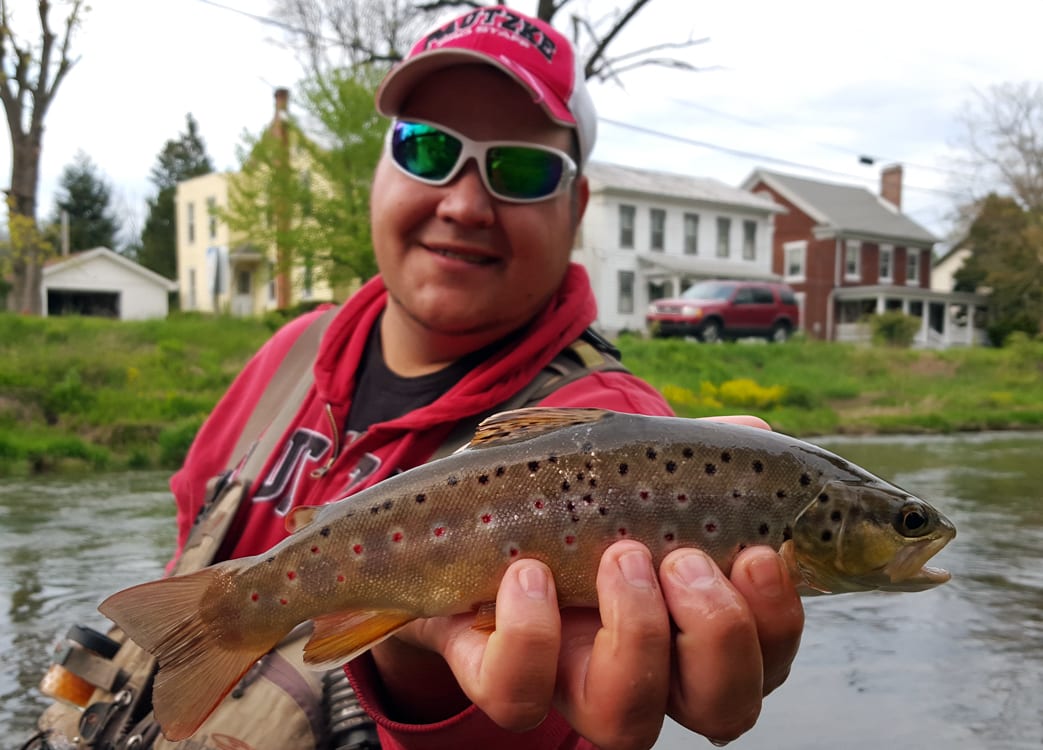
[236, 269, 251, 295]
[906, 248, 921, 286]
[742, 220, 757, 260]
[207, 197, 218, 240]
[187, 203, 196, 244]
[187, 268, 197, 310]
[715, 217, 731, 258]
[647, 280, 672, 302]
[619, 205, 635, 248]
[845, 239, 861, 280]
[783, 241, 806, 281]
[879, 244, 894, 283]
[650, 208, 666, 251]
[683, 213, 699, 254]
[617, 270, 635, 314]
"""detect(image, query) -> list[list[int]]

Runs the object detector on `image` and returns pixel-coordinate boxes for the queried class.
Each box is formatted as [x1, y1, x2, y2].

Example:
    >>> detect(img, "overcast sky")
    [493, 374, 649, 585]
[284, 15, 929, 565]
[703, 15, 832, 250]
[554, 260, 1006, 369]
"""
[1, 0, 1038, 246]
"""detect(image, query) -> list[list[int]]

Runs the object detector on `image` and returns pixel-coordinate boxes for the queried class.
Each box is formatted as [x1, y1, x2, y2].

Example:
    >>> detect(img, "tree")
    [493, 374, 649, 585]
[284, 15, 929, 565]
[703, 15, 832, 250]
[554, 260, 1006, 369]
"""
[269, 0, 705, 83]
[954, 194, 1043, 344]
[0, 0, 87, 313]
[132, 114, 214, 279]
[48, 150, 120, 253]
[955, 82, 1043, 213]
[221, 71, 383, 305]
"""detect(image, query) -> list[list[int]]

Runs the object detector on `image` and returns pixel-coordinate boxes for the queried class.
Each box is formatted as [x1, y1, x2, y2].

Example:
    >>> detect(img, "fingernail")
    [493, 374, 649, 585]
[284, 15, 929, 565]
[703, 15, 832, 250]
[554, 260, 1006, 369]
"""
[747, 553, 785, 599]
[670, 551, 717, 587]
[518, 564, 549, 600]
[618, 550, 655, 589]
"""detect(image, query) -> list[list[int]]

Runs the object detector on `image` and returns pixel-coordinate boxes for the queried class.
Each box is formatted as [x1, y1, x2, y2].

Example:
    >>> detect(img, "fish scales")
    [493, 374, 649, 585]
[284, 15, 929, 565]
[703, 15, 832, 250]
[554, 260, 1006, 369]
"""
[99, 407, 955, 741]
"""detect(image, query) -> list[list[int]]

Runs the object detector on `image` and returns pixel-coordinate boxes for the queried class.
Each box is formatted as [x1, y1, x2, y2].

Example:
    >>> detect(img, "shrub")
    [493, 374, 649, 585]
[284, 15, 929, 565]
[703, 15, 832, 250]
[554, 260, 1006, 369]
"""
[869, 312, 920, 348]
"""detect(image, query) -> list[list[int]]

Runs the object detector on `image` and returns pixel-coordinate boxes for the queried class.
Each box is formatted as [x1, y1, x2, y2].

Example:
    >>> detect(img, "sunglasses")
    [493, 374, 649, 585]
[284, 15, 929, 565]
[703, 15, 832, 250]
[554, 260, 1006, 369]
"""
[386, 118, 577, 203]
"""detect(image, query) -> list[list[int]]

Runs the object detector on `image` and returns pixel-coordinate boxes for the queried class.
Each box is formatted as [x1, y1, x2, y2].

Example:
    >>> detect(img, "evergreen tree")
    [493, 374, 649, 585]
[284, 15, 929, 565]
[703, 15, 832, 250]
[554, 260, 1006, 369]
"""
[50, 151, 120, 253]
[134, 114, 214, 279]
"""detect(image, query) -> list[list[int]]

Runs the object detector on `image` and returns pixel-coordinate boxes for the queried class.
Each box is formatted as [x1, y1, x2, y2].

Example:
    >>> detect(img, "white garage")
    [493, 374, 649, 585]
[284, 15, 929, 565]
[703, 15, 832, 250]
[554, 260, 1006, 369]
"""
[42, 247, 178, 320]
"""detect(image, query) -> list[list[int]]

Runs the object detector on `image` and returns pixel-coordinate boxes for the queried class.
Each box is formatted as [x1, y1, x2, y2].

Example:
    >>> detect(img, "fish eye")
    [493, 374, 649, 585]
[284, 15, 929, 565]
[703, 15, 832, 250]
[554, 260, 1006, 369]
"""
[894, 502, 931, 537]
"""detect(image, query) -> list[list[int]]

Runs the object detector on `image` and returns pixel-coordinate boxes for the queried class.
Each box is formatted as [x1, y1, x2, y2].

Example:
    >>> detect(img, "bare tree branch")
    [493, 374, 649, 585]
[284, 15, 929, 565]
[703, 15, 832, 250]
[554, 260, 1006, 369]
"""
[580, 0, 654, 80]
[588, 35, 710, 82]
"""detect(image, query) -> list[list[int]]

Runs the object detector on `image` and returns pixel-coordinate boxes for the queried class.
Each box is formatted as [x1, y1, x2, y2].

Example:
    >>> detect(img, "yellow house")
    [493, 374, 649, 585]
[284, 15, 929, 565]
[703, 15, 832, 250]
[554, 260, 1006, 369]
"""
[174, 90, 336, 316]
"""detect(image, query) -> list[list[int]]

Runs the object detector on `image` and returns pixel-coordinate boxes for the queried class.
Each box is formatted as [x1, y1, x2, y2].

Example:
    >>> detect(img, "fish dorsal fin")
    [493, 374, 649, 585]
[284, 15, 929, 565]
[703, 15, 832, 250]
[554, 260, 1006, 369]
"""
[468, 407, 614, 449]
[285, 506, 321, 534]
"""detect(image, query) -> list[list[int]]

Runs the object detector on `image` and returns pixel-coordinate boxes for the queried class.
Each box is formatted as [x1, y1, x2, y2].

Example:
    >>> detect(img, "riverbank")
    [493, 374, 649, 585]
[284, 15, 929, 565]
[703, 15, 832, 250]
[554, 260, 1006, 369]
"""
[2, 312, 1041, 475]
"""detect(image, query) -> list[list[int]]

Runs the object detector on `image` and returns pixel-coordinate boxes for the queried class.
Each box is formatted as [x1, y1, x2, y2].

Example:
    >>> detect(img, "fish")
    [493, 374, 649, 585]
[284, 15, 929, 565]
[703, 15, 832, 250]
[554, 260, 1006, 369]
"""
[99, 407, 956, 740]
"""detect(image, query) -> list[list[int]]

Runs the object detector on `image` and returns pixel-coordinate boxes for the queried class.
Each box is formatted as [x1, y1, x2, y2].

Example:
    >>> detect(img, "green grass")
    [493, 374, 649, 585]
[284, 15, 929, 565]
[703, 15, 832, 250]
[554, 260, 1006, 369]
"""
[2, 312, 1042, 475]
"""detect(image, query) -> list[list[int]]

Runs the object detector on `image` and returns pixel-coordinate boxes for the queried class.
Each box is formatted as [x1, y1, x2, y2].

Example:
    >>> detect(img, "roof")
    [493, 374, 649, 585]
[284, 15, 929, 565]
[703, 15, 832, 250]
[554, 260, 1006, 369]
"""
[588, 162, 782, 214]
[43, 247, 179, 291]
[742, 169, 938, 246]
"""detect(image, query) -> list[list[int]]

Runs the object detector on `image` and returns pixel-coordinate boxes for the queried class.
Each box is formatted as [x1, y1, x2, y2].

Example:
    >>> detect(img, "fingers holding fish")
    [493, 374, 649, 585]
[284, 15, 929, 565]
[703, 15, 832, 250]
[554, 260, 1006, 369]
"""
[661, 547, 765, 745]
[729, 546, 805, 695]
[554, 540, 672, 750]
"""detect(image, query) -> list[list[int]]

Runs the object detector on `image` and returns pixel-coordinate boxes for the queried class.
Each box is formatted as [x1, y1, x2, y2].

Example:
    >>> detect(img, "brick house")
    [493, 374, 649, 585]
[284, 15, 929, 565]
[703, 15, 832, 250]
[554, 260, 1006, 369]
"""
[741, 166, 988, 346]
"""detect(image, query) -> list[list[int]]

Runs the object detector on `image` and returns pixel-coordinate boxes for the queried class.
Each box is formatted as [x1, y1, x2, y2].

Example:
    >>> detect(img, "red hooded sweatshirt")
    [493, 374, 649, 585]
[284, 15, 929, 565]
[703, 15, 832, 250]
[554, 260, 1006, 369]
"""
[170, 262, 672, 749]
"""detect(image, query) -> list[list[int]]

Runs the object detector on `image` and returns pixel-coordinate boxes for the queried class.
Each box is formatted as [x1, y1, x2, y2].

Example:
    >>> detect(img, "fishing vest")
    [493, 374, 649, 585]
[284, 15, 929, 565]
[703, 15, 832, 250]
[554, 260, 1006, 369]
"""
[27, 308, 627, 750]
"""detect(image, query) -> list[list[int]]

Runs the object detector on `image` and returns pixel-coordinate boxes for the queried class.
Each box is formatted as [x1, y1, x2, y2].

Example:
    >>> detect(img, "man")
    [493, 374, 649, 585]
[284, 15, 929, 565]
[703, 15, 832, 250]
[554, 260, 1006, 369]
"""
[172, 6, 804, 748]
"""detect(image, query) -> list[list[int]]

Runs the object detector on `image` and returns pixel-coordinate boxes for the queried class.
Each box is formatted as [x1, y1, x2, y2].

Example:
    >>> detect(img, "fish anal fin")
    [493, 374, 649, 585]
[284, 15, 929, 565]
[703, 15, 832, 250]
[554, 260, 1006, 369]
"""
[286, 505, 321, 534]
[469, 407, 613, 449]
[472, 602, 496, 633]
[303, 610, 415, 669]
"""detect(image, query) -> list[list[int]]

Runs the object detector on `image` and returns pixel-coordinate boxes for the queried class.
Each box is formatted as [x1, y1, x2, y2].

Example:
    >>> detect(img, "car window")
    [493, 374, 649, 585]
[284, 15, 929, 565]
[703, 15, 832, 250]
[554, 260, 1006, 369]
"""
[751, 287, 775, 304]
[779, 288, 797, 305]
[733, 287, 754, 304]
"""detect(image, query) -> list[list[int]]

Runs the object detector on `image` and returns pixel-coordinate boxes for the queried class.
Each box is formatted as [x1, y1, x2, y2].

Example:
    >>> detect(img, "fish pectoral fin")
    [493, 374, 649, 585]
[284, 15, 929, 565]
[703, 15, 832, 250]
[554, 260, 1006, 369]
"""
[472, 602, 497, 633]
[469, 407, 614, 449]
[285, 505, 321, 533]
[303, 609, 416, 669]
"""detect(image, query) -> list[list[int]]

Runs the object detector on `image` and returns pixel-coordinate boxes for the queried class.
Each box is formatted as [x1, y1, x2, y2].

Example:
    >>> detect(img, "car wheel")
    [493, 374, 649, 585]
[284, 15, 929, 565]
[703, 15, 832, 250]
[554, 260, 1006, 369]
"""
[770, 322, 791, 343]
[700, 320, 722, 343]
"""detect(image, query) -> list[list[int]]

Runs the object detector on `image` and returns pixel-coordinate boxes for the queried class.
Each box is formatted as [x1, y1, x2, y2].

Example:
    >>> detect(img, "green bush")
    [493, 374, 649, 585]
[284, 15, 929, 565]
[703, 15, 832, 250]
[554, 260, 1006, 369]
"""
[869, 312, 920, 348]
[158, 417, 205, 468]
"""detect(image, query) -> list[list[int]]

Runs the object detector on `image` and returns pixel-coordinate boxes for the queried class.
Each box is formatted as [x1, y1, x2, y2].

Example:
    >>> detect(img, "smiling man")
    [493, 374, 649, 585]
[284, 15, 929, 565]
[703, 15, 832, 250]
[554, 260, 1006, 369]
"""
[169, 5, 804, 748]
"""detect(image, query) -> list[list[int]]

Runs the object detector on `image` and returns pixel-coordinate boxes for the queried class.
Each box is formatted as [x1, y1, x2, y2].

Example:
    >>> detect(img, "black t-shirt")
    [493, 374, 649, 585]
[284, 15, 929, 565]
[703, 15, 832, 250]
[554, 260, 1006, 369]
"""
[345, 320, 511, 433]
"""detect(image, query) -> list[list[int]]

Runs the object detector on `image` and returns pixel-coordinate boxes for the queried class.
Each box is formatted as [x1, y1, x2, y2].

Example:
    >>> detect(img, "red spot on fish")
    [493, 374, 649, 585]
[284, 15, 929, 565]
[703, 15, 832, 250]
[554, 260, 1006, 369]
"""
[251, 593, 259, 602]
[353, 544, 363, 555]
[565, 535, 576, 546]
[664, 532, 675, 542]
[280, 598, 288, 605]
[434, 527, 446, 537]
[618, 527, 628, 537]
[481, 514, 492, 524]
[337, 575, 345, 583]
[639, 490, 650, 501]
[311, 546, 320, 554]
[392, 532, 404, 543]
[534, 500, 544, 510]
[287, 571, 297, 581]
[705, 522, 718, 533]
[509, 547, 520, 557]
[677, 493, 688, 503]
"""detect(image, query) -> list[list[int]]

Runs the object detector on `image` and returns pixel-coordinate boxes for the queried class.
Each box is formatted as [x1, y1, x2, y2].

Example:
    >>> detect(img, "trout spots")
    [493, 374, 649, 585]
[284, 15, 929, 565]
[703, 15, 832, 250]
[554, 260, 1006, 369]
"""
[732, 489, 743, 499]
[561, 480, 571, 491]
[831, 510, 843, 522]
[481, 513, 493, 524]
[582, 442, 594, 453]
[250, 592, 259, 602]
[618, 462, 629, 476]
[391, 531, 404, 543]
[783, 525, 793, 541]
[638, 490, 652, 503]
[495, 466, 506, 478]
[582, 494, 595, 505]
[352, 544, 364, 557]
[705, 463, 718, 476]
[665, 460, 678, 474]
[286, 571, 297, 581]
[564, 534, 578, 548]
[433, 526, 447, 539]
[320, 527, 331, 538]
[721, 451, 732, 463]
[821, 530, 833, 542]
[528, 461, 540, 473]
[676, 493, 689, 505]
[683, 447, 695, 459]
[598, 506, 609, 516]
[532, 498, 546, 514]
[415, 493, 427, 504]
[776, 489, 788, 499]
[704, 520, 719, 534]
[752, 460, 765, 474]
[646, 448, 658, 461]
[478, 474, 490, 485]
[446, 475, 459, 487]
[310, 546, 320, 554]
[759, 523, 770, 536]
[800, 473, 812, 487]
[661, 528, 679, 551]
[617, 527, 628, 537]
[337, 574, 346, 583]
[280, 598, 289, 606]
[504, 543, 521, 559]
[548, 455, 559, 464]
[819, 493, 830, 503]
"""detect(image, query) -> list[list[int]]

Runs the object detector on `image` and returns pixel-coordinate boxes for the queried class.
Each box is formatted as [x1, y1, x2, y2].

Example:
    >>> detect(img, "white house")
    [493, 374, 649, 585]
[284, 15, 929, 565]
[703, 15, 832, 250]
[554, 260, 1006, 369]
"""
[41, 247, 178, 320]
[574, 162, 783, 334]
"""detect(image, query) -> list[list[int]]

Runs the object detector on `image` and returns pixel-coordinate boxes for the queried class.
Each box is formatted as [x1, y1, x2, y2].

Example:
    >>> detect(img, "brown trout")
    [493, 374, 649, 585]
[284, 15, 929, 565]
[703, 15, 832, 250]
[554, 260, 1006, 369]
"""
[99, 407, 955, 740]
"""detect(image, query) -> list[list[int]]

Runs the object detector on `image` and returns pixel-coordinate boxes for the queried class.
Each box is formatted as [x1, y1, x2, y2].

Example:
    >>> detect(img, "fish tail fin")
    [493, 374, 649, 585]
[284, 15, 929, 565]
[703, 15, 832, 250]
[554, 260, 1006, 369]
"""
[99, 566, 280, 741]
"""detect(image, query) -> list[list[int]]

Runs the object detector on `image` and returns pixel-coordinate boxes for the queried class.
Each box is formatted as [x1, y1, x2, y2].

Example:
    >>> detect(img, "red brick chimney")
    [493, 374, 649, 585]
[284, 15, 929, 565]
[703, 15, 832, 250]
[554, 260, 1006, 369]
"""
[881, 164, 903, 208]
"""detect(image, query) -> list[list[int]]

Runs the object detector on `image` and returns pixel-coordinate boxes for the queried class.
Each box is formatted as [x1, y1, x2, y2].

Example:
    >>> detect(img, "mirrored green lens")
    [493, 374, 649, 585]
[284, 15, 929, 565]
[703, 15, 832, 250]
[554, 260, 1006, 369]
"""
[486, 147, 564, 199]
[391, 122, 461, 180]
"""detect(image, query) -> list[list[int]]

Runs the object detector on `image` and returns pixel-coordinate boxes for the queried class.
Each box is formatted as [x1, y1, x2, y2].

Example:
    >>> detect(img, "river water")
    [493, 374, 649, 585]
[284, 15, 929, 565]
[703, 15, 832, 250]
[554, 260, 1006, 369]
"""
[1, 432, 1041, 748]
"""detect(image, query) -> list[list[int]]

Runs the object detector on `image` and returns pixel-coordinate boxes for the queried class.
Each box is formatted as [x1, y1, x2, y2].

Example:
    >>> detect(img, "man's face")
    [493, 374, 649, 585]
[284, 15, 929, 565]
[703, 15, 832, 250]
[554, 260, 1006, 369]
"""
[370, 65, 589, 344]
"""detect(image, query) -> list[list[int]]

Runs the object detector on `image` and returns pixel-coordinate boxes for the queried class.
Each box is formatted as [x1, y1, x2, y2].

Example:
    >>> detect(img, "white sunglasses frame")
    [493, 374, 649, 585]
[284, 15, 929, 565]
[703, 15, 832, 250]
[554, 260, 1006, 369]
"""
[386, 117, 578, 204]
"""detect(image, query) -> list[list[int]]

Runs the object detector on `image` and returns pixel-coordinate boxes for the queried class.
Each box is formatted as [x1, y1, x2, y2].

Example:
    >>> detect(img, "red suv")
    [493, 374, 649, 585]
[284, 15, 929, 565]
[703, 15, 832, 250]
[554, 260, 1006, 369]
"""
[646, 280, 799, 343]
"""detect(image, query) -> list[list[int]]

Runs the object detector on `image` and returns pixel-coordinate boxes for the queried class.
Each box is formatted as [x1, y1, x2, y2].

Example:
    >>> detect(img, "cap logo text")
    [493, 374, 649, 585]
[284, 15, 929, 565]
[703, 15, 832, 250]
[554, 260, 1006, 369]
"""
[422, 8, 557, 61]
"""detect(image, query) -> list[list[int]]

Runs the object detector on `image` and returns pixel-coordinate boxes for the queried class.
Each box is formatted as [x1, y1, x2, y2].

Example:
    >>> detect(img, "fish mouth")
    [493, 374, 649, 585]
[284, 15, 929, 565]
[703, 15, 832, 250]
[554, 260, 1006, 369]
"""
[875, 535, 953, 591]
